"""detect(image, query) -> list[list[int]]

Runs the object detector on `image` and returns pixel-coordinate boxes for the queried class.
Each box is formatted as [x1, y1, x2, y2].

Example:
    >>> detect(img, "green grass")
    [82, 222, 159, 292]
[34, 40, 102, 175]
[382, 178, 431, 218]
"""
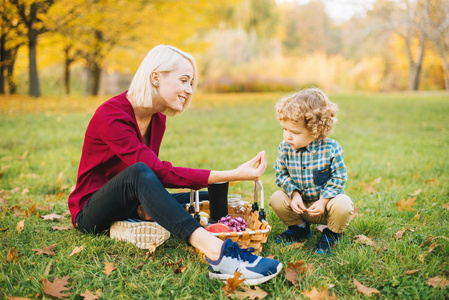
[1, 91, 448, 299]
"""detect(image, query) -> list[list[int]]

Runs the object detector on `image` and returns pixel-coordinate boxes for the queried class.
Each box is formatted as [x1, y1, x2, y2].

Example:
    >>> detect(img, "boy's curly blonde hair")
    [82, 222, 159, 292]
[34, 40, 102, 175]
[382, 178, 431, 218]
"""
[276, 88, 338, 140]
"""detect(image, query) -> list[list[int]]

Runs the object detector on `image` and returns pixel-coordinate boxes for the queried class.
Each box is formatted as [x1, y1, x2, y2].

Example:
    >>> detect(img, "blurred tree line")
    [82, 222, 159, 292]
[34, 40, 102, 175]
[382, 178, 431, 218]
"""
[1, 0, 448, 97]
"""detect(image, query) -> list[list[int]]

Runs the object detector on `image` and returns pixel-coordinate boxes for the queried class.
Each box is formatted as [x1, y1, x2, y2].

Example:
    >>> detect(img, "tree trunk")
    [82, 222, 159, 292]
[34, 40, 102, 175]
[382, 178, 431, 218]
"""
[28, 33, 40, 97]
[90, 62, 101, 96]
[7, 48, 18, 94]
[64, 46, 71, 95]
[0, 34, 6, 94]
[408, 40, 425, 91]
[441, 56, 449, 90]
[433, 43, 449, 90]
[88, 29, 103, 96]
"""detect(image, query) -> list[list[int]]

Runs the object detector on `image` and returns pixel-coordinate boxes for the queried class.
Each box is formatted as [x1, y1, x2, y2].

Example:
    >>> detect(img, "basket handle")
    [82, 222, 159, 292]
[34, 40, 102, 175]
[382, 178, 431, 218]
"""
[254, 180, 266, 222]
[190, 190, 201, 222]
[191, 180, 266, 222]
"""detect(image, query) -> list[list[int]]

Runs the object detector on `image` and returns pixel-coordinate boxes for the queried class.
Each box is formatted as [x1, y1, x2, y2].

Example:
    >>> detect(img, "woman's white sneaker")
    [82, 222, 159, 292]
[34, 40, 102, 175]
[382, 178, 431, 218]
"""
[206, 238, 282, 285]
[110, 219, 170, 249]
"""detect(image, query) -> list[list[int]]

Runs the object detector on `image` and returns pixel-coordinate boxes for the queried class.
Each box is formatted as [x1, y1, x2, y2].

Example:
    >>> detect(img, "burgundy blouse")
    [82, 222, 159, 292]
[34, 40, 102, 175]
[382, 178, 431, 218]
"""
[68, 92, 210, 226]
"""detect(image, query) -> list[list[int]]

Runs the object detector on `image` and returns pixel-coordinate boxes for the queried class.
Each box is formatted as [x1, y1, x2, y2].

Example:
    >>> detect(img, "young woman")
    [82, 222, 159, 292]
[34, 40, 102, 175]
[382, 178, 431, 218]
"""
[68, 45, 281, 285]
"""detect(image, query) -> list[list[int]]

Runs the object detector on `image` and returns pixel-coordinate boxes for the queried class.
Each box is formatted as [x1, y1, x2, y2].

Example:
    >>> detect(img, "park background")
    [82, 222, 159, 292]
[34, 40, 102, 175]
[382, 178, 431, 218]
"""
[1, 0, 449, 97]
[1, 0, 449, 299]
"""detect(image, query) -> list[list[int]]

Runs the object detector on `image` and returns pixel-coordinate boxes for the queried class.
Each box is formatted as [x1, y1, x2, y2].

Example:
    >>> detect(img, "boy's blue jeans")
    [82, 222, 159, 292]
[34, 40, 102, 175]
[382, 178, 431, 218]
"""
[75, 162, 207, 244]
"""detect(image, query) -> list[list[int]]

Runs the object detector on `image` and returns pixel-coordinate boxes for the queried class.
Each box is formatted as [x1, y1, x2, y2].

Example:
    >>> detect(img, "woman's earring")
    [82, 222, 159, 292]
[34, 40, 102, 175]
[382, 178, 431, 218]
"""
[154, 82, 159, 87]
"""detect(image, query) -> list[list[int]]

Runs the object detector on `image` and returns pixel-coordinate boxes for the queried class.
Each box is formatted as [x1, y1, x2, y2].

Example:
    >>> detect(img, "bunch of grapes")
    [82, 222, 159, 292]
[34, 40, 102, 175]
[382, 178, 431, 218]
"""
[218, 216, 248, 232]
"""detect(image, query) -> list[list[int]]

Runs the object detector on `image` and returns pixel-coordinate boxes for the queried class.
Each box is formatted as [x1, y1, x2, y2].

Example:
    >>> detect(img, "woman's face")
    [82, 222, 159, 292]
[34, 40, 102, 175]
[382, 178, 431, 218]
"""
[157, 58, 194, 112]
[280, 119, 315, 150]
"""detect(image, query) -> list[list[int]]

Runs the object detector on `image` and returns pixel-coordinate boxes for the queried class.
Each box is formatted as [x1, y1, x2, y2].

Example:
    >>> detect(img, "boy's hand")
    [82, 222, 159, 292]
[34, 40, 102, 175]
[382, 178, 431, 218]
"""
[291, 190, 307, 214]
[306, 198, 329, 217]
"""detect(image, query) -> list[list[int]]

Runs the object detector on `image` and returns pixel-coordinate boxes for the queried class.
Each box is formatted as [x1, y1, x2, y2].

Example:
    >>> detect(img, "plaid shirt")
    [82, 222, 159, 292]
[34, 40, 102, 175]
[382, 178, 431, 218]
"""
[274, 138, 347, 201]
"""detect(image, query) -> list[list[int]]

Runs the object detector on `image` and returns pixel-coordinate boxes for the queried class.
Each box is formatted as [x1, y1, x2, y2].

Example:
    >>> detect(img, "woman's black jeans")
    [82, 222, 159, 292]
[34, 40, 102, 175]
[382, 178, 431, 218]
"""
[75, 162, 208, 244]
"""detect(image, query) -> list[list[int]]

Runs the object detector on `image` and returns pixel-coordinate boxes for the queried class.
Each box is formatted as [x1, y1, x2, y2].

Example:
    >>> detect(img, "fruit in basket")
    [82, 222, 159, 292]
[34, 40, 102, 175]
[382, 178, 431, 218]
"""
[199, 212, 210, 219]
[218, 216, 248, 232]
[206, 223, 232, 233]
[198, 212, 210, 227]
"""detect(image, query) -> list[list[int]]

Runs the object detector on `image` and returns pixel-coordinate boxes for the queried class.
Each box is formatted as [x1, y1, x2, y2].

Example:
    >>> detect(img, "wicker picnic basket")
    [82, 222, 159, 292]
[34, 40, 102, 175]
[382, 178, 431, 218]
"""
[186, 180, 271, 253]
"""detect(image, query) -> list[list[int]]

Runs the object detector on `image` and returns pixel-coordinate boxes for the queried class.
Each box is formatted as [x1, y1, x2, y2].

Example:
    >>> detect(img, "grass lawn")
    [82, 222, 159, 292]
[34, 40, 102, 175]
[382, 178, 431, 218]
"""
[1, 91, 448, 299]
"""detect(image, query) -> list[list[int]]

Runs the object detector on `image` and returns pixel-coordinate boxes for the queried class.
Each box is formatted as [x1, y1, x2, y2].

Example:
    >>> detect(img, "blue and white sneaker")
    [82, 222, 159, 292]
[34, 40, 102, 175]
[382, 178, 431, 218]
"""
[206, 239, 282, 285]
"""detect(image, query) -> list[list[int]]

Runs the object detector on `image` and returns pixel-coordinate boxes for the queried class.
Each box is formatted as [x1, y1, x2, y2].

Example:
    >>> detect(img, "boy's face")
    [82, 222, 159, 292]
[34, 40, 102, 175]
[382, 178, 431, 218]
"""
[280, 119, 315, 150]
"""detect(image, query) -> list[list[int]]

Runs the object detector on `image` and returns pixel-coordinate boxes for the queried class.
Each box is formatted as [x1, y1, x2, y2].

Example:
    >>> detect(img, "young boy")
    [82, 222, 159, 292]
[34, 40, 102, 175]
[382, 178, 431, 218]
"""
[269, 88, 353, 254]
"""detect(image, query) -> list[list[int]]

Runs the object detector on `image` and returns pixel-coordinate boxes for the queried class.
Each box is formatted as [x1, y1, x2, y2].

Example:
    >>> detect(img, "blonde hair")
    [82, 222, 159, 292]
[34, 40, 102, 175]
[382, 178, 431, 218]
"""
[127, 45, 198, 116]
[276, 88, 338, 139]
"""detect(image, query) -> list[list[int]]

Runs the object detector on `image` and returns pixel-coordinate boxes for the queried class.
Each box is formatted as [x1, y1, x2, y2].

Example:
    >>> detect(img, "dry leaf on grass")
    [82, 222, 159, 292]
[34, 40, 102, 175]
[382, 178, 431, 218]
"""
[80, 289, 102, 300]
[361, 183, 375, 193]
[289, 242, 304, 249]
[372, 177, 382, 185]
[32, 244, 56, 256]
[174, 266, 188, 274]
[145, 242, 157, 260]
[41, 213, 64, 221]
[360, 177, 381, 194]
[42, 276, 73, 299]
[9, 203, 37, 218]
[1, 151, 28, 161]
[302, 286, 338, 300]
[413, 211, 421, 221]
[162, 258, 183, 267]
[51, 226, 71, 231]
[420, 235, 449, 249]
[426, 276, 449, 288]
[394, 228, 415, 239]
[404, 270, 419, 275]
[408, 189, 422, 196]
[223, 271, 245, 296]
[424, 179, 437, 185]
[103, 262, 117, 275]
[421, 235, 434, 247]
[69, 246, 84, 257]
[395, 197, 416, 211]
[353, 235, 377, 249]
[16, 220, 25, 233]
[426, 242, 439, 253]
[24, 204, 36, 217]
[187, 245, 206, 262]
[43, 260, 53, 277]
[285, 261, 315, 286]
[443, 203, 449, 210]
[7, 247, 22, 262]
[136, 262, 146, 270]
[353, 278, 381, 297]
[285, 264, 300, 286]
[11, 205, 22, 217]
[234, 285, 268, 299]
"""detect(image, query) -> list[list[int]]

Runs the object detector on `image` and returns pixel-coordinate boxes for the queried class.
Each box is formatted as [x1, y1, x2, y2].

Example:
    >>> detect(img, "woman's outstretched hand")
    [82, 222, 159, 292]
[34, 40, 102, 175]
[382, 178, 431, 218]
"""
[235, 151, 267, 181]
[208, 151, 267, 184]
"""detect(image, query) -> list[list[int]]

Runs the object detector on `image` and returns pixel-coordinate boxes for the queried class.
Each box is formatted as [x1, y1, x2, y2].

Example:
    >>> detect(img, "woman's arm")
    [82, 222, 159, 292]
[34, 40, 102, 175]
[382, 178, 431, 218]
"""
[207, 151, 267, 184]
